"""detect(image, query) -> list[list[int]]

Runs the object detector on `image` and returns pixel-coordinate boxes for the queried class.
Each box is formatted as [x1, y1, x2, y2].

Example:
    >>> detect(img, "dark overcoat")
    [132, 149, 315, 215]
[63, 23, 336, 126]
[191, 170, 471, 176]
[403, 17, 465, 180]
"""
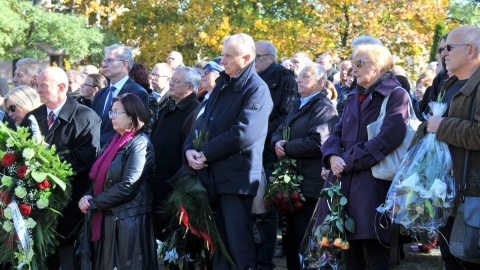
[271, 91, 339, 198]
[318, 76, 410, 243]
[185, 62, 273, 196]
[21, 97, 101, 242]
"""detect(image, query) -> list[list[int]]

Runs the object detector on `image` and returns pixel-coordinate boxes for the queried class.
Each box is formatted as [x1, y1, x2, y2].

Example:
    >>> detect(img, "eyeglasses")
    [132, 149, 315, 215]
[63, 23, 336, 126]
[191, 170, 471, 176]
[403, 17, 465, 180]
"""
[83, 83, 96, 88]
[170, 78, 191, 85]
[150, 73, 170, 79]
[437, 47, 445, 54]
[102, 58, 126, 64]
[6, 105, 16, 113]
[256, 54, 272, 60]
[108, 110, 127, 118]
[445, 44, 471, 52]
[354, 59, 371, 68]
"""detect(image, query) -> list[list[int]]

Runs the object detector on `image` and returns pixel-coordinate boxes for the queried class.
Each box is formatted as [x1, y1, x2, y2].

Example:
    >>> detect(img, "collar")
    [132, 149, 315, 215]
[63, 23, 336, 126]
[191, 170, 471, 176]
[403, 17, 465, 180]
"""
[258, 62, 277, 80]
[219, 62, 256, 91]
[456, 65, 480, 97]
[47, 98, 67, 119]
[169, 92, 198, 111]
[299, 91, 321, 109]
[111, 75, 130, 95]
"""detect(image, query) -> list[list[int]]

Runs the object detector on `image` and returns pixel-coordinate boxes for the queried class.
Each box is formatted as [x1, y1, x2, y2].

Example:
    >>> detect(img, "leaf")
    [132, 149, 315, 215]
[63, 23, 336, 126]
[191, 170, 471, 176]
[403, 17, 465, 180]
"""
[327, 190, 334, 198]
[339, 197, 348, 205]
[31, 170, 48, 183]
[335, 220, 344, 233]
[345, 217, 356, 233]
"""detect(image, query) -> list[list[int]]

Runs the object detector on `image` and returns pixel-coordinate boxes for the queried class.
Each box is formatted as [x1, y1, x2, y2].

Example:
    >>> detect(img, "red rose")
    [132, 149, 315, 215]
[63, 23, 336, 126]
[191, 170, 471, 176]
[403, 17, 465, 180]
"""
[17, 166, 29, 179]
[1, 153, 16, 166]
[292, 192, 301, 201]
[0, 191, 11, 205]
[36, 178, 51, 190]
[294, 201, 303, 210]
[18, 204, 31, 216]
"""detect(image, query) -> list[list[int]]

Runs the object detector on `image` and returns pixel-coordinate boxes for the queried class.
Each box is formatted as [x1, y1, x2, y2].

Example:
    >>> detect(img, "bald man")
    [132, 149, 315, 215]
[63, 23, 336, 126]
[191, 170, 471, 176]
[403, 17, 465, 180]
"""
[21, 67, 101, 270]
[167, 51, 184, 69]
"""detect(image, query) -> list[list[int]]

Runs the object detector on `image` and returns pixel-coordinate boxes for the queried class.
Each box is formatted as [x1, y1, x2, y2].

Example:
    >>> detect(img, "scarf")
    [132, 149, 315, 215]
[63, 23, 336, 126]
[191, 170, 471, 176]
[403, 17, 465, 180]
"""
[89, 131, 136, 241]
[357, 71, 394, 105]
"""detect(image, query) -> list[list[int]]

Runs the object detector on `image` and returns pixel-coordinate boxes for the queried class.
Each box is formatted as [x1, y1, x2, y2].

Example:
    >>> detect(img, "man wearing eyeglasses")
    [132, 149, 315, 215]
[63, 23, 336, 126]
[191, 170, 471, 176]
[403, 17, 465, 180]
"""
[426, 25, 480, 270]
[91, 44, 149, 146]
[185, 33, 273, 269]
[150, 62, 173, 107]
[149, 66, 200, 242]
[21, 67, 101, 270]
[254, 40, 298, 270]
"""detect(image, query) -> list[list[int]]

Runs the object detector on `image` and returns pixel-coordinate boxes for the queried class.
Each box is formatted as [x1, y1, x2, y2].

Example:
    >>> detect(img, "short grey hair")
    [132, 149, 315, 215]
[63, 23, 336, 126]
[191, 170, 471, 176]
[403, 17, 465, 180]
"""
[255, 40, 277, 60]
[351, 35, 383, 48]
[305, 63, 327, 89]
[175, 66, 201, 93]
[16, 58, 42, 77]
[224, 33, 256, 59]
[104, 44, 134, 71]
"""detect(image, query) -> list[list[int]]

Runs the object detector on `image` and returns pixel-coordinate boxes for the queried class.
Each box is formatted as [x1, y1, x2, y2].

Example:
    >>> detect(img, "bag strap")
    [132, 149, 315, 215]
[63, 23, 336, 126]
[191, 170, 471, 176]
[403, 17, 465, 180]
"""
[377, 86, 404, 123]
[459, 81, 480, 202]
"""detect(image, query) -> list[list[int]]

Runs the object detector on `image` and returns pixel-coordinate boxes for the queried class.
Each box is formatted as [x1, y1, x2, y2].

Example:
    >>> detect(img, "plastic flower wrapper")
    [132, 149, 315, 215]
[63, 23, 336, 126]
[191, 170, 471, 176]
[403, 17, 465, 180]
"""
[377, 101, 455, 234]
[300, 177, 355, 269]
[264, 126, 306, 214]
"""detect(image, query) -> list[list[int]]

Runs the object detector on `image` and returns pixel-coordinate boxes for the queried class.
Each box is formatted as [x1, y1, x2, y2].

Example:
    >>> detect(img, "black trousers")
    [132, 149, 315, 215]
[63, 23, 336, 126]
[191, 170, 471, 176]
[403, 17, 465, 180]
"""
[343, 239, 390, 270]
[212, 194, 255, 270]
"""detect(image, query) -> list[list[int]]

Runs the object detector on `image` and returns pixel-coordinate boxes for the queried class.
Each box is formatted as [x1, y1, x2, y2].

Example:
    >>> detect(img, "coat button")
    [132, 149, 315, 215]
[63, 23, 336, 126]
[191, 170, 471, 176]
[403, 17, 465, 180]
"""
[210, 117, 213, 121]
[346, 117, 351, 123]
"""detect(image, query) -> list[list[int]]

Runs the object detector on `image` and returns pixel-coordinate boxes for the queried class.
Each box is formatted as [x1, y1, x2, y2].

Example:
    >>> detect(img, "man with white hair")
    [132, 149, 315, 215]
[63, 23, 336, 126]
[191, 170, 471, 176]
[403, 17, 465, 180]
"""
[167, 51, 184, 69]
[150, 62, 173, 106]
[21, 67, 101, 269]
[185, 33, 273, 269]
[289, 52, 311, 78]
[91, 44, 149, 146]
[12, 58, 42, 87]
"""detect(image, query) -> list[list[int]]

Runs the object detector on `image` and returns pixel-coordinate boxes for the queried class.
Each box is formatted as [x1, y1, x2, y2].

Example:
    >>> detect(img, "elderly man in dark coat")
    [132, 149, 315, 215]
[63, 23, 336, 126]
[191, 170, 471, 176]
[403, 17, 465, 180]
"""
[185, 33, 273, 269]
[21, 67, 101, 270]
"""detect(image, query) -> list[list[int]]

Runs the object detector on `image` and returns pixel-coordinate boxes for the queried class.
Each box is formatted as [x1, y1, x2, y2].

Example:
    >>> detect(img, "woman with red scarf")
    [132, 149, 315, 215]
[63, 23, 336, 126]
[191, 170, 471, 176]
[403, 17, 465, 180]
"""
[78, 93, 157, 269]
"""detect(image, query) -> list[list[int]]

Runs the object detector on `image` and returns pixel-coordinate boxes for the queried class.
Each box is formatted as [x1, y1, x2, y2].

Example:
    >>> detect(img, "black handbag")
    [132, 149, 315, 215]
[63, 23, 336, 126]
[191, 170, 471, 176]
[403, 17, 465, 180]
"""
[449, 84, 480, 264]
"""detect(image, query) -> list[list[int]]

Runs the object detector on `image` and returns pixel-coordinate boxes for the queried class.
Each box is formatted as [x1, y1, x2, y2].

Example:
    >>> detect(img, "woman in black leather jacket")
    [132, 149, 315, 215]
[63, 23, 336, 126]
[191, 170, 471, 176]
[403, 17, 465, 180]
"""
[78, 93, 157, 269]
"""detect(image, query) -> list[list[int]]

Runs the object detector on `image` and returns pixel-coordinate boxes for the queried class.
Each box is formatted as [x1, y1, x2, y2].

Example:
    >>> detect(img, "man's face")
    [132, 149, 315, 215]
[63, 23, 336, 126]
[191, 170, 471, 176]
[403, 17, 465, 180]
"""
[221, 43, 248, 77]
[167, 52, 182, 69]
[36, 71, 61, 107]
[151, 65, 171, 91]
[316, 55, 333, 70]
[339, 62, 352, 82]
[442, 31, 472, 76]
[102, 49, 128, 81]
[168, 69, 192, 103]
[68, 73, 80, 92]
[254, 45, 273, 73]
[12, 66, 34, 87]
[290, 55, 304, 77]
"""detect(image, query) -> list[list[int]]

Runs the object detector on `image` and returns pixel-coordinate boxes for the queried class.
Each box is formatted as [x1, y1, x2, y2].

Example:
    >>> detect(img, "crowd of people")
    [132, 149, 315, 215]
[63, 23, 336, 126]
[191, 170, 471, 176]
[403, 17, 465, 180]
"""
[1, 24, 480, 270]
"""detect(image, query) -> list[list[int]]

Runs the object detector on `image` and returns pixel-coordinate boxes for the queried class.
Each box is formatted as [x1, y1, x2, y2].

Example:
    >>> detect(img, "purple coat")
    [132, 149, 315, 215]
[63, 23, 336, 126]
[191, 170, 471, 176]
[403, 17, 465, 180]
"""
[318, 75, 410, 243]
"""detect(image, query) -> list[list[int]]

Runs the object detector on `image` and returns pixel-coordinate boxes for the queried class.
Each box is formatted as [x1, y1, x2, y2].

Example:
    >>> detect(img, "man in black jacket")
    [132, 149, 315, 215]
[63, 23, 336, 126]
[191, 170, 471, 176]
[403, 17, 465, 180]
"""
[254, 40, 298, 270]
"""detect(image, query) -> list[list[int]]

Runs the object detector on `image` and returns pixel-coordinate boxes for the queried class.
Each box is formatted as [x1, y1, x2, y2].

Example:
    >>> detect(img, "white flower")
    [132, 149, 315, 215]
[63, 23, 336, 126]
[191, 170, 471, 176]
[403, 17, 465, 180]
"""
[14, 186, 27, 198]
[6, 138, 14, 148]
[396, 172, 419, 190]
[22, 148, 35, 161]
[1, 175, 13, 188]
[164, 247, 178, 263]
[36, 197, 49, 209]
[2, 220, 13, 232]
[25, 218, 37, 229]
[429, 178, 447, 201]
[3, 208, 13, 219]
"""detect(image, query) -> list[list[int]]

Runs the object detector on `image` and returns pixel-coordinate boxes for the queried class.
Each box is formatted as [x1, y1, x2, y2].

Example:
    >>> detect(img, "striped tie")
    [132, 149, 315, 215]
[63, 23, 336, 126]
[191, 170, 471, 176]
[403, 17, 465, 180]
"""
[47, 111, 55, 129]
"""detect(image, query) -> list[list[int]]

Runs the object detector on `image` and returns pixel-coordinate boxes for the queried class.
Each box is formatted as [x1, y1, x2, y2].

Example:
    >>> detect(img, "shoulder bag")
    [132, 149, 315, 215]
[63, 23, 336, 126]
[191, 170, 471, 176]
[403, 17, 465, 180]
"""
[367, 86, 421, 181]
[449, 82, 480, 264]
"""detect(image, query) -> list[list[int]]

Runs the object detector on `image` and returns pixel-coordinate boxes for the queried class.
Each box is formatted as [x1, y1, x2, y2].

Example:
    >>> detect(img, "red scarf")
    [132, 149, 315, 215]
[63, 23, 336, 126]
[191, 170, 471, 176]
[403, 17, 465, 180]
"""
[89, 131, 136, 241]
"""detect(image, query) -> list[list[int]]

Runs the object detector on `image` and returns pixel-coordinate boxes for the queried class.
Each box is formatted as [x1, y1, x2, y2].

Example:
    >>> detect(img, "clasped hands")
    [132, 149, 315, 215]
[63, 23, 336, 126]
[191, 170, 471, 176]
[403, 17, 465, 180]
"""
[329, 155, 346, 177]
[186, 149, 208, 170]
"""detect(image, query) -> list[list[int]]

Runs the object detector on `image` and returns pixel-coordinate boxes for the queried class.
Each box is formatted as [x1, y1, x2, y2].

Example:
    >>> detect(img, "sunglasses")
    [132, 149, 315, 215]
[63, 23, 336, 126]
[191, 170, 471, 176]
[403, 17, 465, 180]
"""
[438, 44, 471, 54]
[354, 59, 371, 68]
[6, 104, 16, 113]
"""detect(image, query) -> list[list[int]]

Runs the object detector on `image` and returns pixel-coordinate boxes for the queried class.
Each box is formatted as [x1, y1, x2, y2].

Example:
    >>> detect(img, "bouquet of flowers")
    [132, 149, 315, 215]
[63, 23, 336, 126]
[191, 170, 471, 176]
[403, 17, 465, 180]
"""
[0, 121, 73, 269]
[377, 101, 455, 233]
[264, 127, 305, 214]
[158, 125, 234, 269]
[300, 177, 355, 269]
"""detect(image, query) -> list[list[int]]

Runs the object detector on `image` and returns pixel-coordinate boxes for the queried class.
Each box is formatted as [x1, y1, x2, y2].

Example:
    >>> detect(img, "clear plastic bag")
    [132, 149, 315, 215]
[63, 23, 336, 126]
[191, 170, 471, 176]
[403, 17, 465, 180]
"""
[377, 102, 455, 233]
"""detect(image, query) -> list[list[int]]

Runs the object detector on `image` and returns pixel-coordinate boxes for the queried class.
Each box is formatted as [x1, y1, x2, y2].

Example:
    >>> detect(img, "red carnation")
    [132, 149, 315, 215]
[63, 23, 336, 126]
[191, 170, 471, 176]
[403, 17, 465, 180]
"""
[36, 178, 51, 190]
[0, 191, 11, 205]
[1, 153, 16, 166]
[18, 204, 31, 216]
[17, 166, 29, 179]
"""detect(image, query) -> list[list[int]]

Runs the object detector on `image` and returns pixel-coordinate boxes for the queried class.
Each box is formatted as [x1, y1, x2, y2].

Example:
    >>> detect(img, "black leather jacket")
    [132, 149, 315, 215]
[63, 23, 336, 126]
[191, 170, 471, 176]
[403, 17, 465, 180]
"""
[88, 133, 155, 220]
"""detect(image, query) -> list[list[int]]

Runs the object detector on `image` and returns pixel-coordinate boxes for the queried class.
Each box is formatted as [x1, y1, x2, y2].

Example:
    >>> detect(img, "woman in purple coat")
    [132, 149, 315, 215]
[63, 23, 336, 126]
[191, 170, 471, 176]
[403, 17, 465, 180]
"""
[318, 45, 410, 270]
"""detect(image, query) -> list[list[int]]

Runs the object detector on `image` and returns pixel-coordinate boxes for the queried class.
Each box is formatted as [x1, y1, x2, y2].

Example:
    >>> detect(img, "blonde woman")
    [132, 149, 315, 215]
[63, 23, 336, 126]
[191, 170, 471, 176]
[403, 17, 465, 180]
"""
[3, 85, 41, 126]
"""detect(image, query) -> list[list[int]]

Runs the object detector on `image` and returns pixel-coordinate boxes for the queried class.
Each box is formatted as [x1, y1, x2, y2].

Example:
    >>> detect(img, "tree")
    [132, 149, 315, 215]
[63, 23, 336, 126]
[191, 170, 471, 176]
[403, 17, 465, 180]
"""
[448, 0, 480, 26]
[429, 22, 446, 63]
[0, 0, 104, 63]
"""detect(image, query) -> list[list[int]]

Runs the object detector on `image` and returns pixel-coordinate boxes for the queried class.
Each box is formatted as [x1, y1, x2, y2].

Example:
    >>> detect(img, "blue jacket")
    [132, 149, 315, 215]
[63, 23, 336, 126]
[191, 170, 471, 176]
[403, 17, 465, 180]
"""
[185, 62, 273, 196]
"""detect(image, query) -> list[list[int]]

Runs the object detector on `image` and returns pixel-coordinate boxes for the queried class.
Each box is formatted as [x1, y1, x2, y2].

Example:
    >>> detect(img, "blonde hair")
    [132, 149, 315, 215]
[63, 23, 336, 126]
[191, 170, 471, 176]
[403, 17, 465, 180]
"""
[4, 86, 41, 112]
[352, 45, 393, 74]
[416, 70, 435, 87]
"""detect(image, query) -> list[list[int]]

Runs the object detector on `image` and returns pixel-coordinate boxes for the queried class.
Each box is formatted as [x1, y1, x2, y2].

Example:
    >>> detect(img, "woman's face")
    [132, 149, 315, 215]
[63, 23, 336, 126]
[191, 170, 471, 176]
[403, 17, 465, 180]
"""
[109, 101, 132, 135]
[346, 74, 355, 87]
[353, 52, 381, 89]
[81, 77, 97, 98]
[297, 68, 321, 98]
[201, 70, 220, 92]
[5, 99, 30, 125]
[415, 81, 429, 100]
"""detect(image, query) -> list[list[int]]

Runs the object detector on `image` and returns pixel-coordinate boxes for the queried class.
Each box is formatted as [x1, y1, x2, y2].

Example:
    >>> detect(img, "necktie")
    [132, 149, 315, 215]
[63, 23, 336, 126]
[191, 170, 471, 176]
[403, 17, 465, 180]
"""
[103, 85, 116, 117]
[47, 111, 55, 128]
